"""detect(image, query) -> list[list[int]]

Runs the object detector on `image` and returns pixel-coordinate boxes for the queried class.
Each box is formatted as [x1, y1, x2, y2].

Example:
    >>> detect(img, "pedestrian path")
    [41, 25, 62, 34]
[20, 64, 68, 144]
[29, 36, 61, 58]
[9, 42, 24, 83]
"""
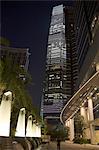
[35, 141, 99, 150]
[65, 140, 99, 149]
[35, 146, 42, 150]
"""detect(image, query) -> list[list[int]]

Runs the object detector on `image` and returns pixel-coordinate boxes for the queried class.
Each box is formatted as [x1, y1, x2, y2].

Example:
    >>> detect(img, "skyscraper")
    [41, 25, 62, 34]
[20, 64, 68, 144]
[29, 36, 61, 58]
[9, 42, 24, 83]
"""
[43, 5, 66, 123]
[74, 1, 99, 87]
[60, 1, 99, 144]
[43, 4, 78, 124]
[64, 6, 78, 101]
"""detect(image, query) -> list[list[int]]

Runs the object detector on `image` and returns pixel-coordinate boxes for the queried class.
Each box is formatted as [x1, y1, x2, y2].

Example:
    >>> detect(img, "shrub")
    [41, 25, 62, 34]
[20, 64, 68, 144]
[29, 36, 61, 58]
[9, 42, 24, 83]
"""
[73, 137, 91, 144]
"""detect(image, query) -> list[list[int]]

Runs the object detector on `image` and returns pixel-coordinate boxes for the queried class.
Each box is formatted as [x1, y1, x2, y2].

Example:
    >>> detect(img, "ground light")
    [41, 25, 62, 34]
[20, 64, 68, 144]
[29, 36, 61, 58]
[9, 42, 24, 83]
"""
[0, 91, 12, 136]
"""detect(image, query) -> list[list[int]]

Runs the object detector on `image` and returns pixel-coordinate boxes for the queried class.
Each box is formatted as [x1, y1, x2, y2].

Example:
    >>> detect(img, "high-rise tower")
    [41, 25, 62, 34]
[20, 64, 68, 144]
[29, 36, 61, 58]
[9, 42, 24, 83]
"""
[64, 6, 78, 101]
[43, 5, 78, 124]
[60, 1, 99, 144]
[43, 5, 66, 123]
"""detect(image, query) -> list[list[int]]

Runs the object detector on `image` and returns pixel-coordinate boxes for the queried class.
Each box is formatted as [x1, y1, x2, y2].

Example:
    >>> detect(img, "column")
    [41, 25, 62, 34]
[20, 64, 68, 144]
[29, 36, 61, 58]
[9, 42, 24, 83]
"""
[88, 98, 96, 144]
[88, 98, 94, 121]
[69, 118, 74, 141]
[80, 105, 90, 139]
[32, 122, 37, 137]
[0, 91, 12, 136]
[15, 108, 26, 137]
[67, 120, 70, 127]
[80, 106, 88, 123]
[96, 63, 99, 72]
[26, 115, 33, 137]
[65, 121, 68, 127]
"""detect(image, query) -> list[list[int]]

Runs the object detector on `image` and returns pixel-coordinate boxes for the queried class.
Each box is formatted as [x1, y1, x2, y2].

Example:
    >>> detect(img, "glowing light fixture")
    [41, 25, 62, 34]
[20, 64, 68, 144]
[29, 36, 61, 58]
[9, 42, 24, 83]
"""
[94, 87, 97, 91]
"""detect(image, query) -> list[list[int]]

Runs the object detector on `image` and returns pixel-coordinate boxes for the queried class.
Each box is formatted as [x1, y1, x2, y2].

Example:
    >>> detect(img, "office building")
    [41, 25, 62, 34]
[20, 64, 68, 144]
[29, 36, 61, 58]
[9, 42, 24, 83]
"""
[43, 5, 78, 125]
[64, 6, 78, 101]
[0, 45, 30, 71]
[60, 1, 99, 144]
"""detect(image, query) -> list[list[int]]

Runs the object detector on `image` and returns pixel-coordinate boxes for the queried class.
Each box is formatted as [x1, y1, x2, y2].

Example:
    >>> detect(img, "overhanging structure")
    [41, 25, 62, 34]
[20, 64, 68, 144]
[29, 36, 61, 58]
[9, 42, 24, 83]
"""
[60, 70, 99, 124]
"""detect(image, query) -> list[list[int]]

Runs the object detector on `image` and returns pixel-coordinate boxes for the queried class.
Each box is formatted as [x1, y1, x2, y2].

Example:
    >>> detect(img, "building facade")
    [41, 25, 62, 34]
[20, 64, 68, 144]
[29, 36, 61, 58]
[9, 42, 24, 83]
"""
[43, 5, 78, 125]
[60, 1, 99, 144]
[64, 6, 78, 101]
[74, 1, 99, 87]
[43, 5, 66, 122]
[0, 45, 30, 71]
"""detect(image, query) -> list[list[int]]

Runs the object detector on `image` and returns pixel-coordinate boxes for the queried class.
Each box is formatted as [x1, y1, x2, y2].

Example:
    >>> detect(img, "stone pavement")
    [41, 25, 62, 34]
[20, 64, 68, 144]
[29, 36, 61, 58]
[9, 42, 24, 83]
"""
[35, 141, 99, 150]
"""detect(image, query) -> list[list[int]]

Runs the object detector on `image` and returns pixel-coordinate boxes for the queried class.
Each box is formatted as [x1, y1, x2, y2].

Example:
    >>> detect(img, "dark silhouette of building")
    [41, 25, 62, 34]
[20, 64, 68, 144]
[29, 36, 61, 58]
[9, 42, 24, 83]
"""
[74, 1, 99, 85]
[60, 1, 99, 144]
[64, 6, 78, 101]
[0, 45, 30, 70]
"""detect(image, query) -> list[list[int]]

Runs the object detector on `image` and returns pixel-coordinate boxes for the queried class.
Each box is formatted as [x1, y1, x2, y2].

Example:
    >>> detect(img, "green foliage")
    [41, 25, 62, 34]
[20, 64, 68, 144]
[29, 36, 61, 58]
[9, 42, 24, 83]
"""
[74, 114, 86, 138]
[0, 57, 41, 136]
[73, 137, 91, 144]
[46, 123, 69, 141]
[0, 57, 32, 108]
[0, 37, 10, 46]
[41, 119, 49, 135]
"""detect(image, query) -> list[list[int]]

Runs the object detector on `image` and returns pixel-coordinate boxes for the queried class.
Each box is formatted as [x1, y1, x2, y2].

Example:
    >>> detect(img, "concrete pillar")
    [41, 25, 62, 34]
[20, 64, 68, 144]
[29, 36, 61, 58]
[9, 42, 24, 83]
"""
[0, 91, 13, 149]
[96, 63, 99, 72]
[0, 91, 12, 136]
[15, 108, 26, 137]
[88, 98, 96, 144]
[65, 121, 68, 127]
[80, 106, 88, 123]
[26, 115, 33, 137]
[88, 98, 94, 121]
[67, 120, 70, 127]
[69, 118, 74, 141]
[32, 123, 37, 137]
[80, 106, 90, 139]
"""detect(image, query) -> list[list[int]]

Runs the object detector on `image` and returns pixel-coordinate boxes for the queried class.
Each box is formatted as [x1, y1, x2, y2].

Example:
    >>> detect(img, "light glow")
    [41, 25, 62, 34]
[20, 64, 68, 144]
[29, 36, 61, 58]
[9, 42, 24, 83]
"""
[32, 123, 37, 137]
[26, 115, 33, 137]
[37, 125, 41, 138]
[15, 108, 25, 137]
[0, 91, 12, 136]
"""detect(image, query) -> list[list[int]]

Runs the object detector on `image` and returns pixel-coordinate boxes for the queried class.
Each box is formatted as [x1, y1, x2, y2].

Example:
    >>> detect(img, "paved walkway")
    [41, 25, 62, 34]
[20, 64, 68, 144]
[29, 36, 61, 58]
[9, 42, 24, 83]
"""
[35, 141, 99, 150]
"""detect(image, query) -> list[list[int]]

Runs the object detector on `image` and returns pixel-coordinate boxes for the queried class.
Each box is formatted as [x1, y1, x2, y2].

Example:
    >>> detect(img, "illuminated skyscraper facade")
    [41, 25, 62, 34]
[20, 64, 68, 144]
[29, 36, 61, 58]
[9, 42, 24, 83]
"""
[43, 5, 77, 123]
[43, 5, 66, 121]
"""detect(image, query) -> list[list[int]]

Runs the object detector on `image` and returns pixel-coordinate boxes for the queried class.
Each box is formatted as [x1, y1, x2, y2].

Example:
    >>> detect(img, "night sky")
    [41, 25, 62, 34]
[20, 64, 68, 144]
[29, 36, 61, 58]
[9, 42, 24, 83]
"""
[1, 1, 71, 110]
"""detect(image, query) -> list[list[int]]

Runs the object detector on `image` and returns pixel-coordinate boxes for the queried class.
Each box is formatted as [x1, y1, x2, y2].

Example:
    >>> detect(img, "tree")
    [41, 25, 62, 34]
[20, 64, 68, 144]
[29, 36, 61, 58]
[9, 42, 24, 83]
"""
[0, 37, 10, 46]
[74, 114, 86, 138]
[0, 56, 41, 136]
[46, 122, 69, 141]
